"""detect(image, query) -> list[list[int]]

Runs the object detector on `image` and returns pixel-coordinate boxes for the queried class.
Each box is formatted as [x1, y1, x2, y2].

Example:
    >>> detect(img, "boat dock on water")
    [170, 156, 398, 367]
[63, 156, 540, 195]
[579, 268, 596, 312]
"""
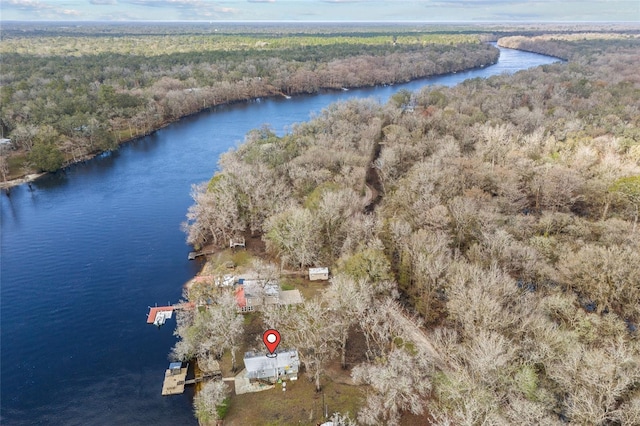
[146, 302, 195, 327]
[162, 362, 189, 396]
[161, 361, 223, 396]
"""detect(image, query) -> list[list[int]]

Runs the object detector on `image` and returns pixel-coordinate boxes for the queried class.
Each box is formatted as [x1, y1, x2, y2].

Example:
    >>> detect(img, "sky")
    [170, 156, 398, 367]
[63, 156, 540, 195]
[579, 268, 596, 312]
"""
[1, 0, 638, 22]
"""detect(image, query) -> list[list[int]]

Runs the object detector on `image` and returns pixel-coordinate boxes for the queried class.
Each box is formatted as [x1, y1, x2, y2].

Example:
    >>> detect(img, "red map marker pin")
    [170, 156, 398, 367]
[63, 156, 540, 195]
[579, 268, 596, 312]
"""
[263, 329, 281, 356]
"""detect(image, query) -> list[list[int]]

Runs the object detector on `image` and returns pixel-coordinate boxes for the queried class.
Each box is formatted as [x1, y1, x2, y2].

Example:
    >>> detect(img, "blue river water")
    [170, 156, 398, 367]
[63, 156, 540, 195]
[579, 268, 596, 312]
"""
[0, 45, 558, 425]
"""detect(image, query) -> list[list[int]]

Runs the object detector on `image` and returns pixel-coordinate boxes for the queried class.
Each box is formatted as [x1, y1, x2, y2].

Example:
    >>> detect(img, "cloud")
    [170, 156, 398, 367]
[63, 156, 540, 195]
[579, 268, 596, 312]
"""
[1, 0, 633, 22]
[0, 0, 88, 18]
[1, 0, 55, 10]
[123, 0, 208, 7]
[118, 0, 238, 19]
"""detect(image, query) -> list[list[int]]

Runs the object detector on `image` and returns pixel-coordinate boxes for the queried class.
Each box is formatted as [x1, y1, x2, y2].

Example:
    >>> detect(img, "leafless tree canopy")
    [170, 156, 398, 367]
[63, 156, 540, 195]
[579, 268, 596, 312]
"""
[183, 35, 640, 424]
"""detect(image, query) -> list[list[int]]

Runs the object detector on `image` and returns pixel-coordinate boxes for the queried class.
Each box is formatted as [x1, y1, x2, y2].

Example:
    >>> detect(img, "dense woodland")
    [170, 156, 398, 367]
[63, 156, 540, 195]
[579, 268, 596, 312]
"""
[0, 26, 497, 181]
[179, 35, 640, 424]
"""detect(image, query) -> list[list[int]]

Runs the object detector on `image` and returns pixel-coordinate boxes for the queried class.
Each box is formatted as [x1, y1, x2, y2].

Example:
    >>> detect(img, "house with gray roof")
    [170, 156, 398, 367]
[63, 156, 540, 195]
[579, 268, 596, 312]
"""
[243, 349, 300, 383]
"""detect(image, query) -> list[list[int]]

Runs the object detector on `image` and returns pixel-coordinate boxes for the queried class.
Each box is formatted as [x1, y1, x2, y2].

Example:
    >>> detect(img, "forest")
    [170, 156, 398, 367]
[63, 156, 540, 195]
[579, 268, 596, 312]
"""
[178, 34, 640, 425]
[0, 25, 497, 182]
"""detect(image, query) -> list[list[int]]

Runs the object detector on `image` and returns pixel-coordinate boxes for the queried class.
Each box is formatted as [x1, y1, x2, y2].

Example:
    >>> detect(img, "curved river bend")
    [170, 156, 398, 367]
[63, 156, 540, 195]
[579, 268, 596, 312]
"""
[0, 46, 558, 425]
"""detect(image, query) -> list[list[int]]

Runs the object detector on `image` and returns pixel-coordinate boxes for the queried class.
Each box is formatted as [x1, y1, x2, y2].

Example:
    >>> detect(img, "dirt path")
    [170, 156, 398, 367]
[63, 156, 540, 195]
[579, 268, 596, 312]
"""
[362, 182, 379, 209]
[360, 137, 447, 371]
[388, 306, 447, 370]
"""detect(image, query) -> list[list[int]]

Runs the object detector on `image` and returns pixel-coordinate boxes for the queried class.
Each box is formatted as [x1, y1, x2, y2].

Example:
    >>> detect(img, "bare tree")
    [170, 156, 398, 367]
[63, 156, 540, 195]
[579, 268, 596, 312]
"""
[171, 291, 243, 371]
[550, 342, 640, 425]
[357, 297, 401, 361]
[193, 380, 229, 424]
[263, 206, 321, 269]
[316, 188, 363, 261]
[324, 274, 394, 368]
[210, 291, 244, 371]
[610, 176, 640, 234]
[405, 230, 451, 320]
[0, 154, 9, 182]
[263, 299, 340, 391]
[558, 244, 640, 317]
[171, 306, 218, 362]
[328, 412, 357, 426]
[183, 179, 245, 249]
[445, 262, 520, 337]
[352, 348, 432, 426]
[616, 393, 640, 426]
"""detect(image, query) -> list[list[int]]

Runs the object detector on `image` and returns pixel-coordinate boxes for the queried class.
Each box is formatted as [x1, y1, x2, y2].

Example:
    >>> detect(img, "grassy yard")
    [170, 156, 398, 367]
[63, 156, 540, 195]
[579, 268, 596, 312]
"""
[223, 369, 363, 426]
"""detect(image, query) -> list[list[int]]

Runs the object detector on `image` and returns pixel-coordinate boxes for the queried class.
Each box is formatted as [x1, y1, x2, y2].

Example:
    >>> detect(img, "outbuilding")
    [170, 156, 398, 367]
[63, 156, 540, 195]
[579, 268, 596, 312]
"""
[309, 267, 329, 281]
[0, 138, 12, 151]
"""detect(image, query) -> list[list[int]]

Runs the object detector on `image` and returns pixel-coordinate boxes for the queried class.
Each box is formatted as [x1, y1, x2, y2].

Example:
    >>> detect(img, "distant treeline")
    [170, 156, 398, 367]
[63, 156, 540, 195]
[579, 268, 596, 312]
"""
[498, 33, 640, 59]
[0, 30, 497, 180]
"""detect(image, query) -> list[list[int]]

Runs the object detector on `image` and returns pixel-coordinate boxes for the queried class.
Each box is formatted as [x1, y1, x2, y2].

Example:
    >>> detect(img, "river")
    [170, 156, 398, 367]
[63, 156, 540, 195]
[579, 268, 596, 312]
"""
[0, 45, 558, 425]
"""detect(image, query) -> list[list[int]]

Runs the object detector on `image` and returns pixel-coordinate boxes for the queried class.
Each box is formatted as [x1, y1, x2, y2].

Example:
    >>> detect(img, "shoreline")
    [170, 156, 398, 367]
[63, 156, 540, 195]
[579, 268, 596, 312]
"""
[0, 52, 500, 190]
[0, 173, 48, 190]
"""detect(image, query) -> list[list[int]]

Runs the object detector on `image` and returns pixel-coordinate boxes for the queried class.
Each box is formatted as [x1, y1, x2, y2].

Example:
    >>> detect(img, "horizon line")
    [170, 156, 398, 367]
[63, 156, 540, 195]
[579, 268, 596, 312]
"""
[2, 19, 640, 24]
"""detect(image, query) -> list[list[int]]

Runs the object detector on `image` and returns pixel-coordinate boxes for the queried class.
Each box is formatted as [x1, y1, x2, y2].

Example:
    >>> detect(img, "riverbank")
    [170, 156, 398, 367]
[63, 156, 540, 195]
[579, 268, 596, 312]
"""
[1, 58, 498, 190]
[0, 173, 47, 190]
[497, 32, 640, 60]
[1, 42, 499, 189]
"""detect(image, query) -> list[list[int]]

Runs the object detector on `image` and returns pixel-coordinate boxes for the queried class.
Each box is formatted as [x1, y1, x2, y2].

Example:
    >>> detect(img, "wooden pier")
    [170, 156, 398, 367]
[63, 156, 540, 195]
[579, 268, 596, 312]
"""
[161, 361, 222, 396]
[147, 302, 194, 326]
[184, 371, 222, 385]
[188, 250, 215, 260]
[162, 363, 189, 396]
[147, 306, 174, 326]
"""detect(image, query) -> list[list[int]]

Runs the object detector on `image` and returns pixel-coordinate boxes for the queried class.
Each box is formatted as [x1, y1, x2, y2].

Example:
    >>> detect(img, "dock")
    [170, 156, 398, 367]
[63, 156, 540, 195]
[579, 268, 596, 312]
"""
[188, 250, 215, 260]
[161, 361, 222, 395]
[147, 302, 194, 326]
[162, 363, 189, 396]
[147, 306, 174, 326]
[184, 371, 222, 385]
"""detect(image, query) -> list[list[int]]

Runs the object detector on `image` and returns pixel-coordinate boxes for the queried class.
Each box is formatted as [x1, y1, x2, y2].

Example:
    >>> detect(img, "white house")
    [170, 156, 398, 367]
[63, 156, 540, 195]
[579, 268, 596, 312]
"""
[243, 349, 300, 383]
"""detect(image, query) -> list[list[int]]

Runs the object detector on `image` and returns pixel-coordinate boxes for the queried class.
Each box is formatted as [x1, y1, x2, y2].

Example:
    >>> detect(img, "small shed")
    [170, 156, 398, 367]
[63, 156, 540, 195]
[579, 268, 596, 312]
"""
[230, 237, 246, 248]
[169, 362, 183, 376]
[309, 267, 329, 281]
[243, 349, 300, 383]
[0, 138, 11, 151]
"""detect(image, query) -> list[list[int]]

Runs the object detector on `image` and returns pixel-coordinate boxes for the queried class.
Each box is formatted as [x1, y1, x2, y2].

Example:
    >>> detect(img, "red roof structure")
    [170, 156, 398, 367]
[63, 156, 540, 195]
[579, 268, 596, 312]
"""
[234, 286, 246, 308]
[147, 306, 174, 324]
